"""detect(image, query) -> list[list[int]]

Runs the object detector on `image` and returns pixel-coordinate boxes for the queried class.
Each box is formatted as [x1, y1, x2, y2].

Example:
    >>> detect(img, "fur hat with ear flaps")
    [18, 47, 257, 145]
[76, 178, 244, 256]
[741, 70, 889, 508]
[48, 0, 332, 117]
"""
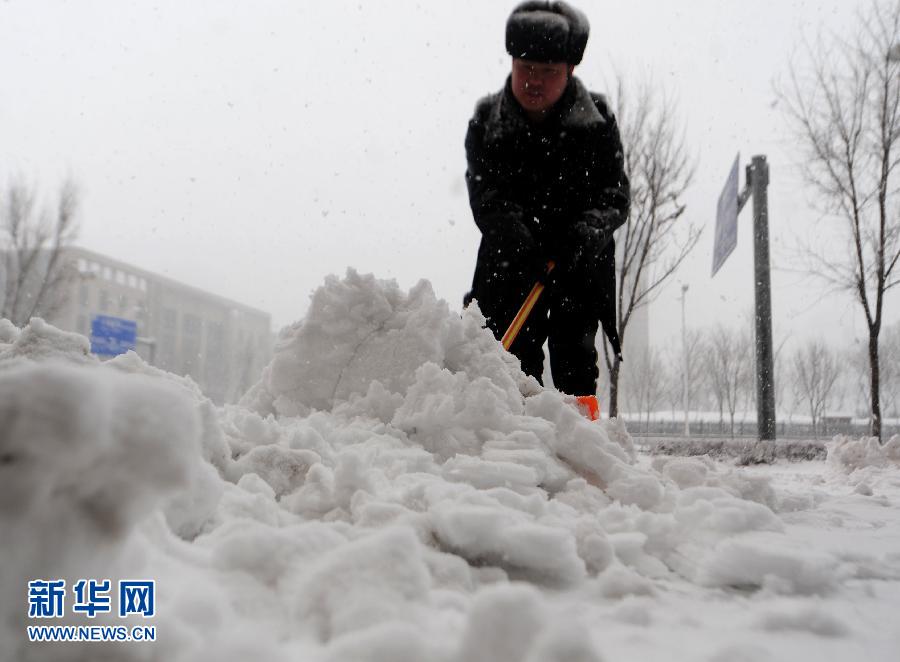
[505, 1, 589, 65]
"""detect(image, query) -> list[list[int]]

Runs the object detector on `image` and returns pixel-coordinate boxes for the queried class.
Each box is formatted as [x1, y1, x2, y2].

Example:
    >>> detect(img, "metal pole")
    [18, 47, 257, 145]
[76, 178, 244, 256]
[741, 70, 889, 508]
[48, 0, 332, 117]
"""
[681, 284, 690, 437]
[750, 155, 777, 441]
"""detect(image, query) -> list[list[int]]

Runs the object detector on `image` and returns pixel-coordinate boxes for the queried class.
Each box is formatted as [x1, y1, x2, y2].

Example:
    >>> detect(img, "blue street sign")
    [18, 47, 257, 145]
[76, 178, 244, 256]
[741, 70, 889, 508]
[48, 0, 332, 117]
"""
[712, 154, 740, 276]
[90, 315, 137, 356]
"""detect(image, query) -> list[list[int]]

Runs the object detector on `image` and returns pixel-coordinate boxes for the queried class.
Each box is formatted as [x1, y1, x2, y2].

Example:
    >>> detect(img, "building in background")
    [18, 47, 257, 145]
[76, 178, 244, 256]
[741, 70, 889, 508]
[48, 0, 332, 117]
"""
[48, 247, 272, 404]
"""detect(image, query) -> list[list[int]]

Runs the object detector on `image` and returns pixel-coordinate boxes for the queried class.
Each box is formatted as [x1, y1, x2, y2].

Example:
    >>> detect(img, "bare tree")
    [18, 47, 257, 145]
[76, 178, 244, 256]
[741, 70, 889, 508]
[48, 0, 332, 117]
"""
[684, 327, 708, 416]
[707, 323, 752, 437]
[664, 347, 684, 419]
[1, 177, 79, 326]
[622, 345, 666, 432]
[791, 339, 840, 438]
[666, 327, 710, 421]
[603, 76, 701, 416]
[879, 320, 900, 416]
[845, 342, 875, 417]
[780, 1, 900, 440]
[705, 328, 727, 429]
[620, 349, 643, 420]
[771, 332, 792, 420]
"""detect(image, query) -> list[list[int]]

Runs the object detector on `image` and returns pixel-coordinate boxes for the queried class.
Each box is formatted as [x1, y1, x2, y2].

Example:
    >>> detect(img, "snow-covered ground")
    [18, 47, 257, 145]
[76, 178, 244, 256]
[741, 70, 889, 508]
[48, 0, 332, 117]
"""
[2, 271, 899, 662]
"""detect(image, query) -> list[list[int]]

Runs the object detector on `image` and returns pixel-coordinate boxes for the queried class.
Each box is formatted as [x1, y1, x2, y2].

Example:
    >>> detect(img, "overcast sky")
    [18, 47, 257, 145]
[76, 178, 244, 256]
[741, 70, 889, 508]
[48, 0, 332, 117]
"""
[0, 0, 889, 355]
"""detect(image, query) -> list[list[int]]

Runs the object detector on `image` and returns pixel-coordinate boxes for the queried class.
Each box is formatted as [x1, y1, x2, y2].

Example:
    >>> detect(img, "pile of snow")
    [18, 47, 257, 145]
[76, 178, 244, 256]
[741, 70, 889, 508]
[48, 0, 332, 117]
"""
[0, 316, 93, 366]
[0, 317, 20, 344]
[2, 271, 897, 660]
[827, 435, 900, 472]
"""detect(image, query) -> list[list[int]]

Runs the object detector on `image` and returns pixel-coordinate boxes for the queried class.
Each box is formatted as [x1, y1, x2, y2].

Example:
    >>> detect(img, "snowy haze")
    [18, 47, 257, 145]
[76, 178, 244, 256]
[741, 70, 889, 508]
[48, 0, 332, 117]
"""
[0, 0, 888, 349]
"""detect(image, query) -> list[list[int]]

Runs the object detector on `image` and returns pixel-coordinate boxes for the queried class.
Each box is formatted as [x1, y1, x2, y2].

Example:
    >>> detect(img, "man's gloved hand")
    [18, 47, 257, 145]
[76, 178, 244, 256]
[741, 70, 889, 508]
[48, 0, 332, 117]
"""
[579, 209, 621, 245]
[495, 219, 546, 281]
[566, 221, 602, 275]
[566, 210, 621, 274]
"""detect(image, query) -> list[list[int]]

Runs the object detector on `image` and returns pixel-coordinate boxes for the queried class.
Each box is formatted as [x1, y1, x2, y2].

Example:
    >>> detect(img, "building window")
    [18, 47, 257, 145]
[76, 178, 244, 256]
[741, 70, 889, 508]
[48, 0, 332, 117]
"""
[118, 294, 128, 313]
[159, 333, 177, 371]
[99, 290, 109, 313]
[128, 274, 138, 289]
[77, 258, 87, 273]
[78, 314, 88, 335]
[79, 284, 89, 307]
[162, 308, 177, 331]
[139, 278, 147, 292]
[182, 336, 201, 381]
[103, 266, 113, 281]
[135, 302, 147, 328]
[183, 313, 202, 336]
[206, 321, 225, 358]
[204, 321, 227, 402]
[115, 270, 126, 285]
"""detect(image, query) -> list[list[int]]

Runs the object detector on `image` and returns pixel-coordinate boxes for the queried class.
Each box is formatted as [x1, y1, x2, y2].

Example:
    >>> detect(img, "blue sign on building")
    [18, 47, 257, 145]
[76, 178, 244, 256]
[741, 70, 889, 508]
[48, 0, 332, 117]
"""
[90, 315, 137, 356]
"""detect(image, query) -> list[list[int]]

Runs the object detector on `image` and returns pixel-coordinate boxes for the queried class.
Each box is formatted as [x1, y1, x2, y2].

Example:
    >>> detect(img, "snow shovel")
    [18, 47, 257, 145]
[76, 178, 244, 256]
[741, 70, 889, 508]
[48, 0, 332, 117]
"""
[499, 260, 601, 422]
[500, 260, 555, 352]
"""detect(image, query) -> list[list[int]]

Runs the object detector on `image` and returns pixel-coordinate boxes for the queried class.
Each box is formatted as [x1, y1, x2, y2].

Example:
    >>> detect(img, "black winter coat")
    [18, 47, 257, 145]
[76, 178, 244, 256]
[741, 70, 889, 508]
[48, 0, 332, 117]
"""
[465, 75, 630, 354]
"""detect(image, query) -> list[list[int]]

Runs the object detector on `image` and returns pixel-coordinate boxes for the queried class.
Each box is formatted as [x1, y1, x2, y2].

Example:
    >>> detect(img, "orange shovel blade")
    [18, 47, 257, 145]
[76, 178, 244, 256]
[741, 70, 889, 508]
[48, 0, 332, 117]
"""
[575, 395, 600, 421]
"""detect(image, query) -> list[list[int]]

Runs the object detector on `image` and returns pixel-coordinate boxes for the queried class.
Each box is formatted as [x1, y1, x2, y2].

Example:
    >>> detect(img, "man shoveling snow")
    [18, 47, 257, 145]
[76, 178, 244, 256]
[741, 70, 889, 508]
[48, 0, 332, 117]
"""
[463, 1, 630, 408]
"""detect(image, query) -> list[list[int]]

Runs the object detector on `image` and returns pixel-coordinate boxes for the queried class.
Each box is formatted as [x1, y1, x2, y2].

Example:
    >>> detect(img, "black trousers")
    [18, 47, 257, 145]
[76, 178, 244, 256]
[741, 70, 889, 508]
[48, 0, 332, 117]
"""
[466, 241, 602, 396]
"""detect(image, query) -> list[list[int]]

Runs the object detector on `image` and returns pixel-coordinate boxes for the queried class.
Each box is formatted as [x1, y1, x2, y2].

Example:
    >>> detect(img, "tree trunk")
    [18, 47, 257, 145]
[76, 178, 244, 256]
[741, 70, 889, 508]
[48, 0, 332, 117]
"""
[870, 331, 882, 441]
[608, 358, 621, 417]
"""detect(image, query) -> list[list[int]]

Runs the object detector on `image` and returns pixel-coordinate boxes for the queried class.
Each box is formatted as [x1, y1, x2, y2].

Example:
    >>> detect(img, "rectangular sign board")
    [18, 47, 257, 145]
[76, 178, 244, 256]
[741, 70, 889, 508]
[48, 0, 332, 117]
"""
[91, 315, 137, 357]
[712, 154, 740, 276]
